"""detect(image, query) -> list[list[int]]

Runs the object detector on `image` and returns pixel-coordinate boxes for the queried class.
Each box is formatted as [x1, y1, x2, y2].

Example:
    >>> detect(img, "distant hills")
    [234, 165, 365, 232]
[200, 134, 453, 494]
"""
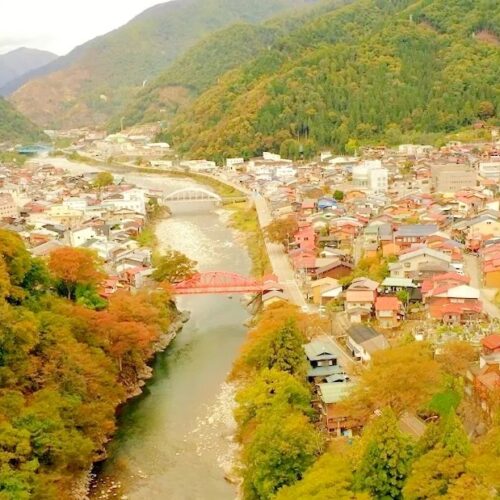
[0, 97, 47, 145]
[9, 0, 319, 129]
[164, 0, 499, 161]
[0, 47, 57, 94]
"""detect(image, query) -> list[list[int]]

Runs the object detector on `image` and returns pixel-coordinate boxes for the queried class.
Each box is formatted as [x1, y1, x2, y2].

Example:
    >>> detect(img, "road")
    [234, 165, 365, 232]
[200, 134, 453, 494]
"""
[464, 254, 500, 319]
[252, 194, 307, 308]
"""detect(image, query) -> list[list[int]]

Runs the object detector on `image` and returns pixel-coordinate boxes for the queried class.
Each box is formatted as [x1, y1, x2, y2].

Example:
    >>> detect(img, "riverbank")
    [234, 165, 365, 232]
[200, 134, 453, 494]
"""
[226, 202, 271, 278]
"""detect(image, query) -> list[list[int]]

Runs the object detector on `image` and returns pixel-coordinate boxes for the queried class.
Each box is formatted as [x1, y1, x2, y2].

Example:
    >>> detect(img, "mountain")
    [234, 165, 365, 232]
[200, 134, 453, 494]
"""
[9, 0, 319, 129]
[0, 47, 57, 93]
[168, 0, 500, 161]
[114, 0, 351, 131]
[0, 97, 47, 145]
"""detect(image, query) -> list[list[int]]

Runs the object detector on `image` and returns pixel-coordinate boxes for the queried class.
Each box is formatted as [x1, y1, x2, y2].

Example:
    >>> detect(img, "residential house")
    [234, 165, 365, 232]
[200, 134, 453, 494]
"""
[393, 224, 438, 250]
[424, 278, 482, 323]
[375, 296, 403, 328]
[310, 277, 342, 305]
[389, 247, 453, 281]
[345, 277, 379, 323]
[347, 324, 389, 362]
[466, 335, 500, 422]
[317, 382, 356, 435]
[304, 336, 344, 383]
[293, 223, 315, 251]
[261, 289, 288, 308]
[481, 243, 500, 287]
[312, 258, 353, 280]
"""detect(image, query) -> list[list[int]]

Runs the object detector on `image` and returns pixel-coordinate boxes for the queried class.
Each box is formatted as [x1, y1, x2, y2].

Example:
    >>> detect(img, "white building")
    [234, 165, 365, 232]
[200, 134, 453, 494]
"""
[478, 161, 500, 180]
[102, 188, 147, 215]
[352, 160, 388, 194]
[179, 160, 217, 172]
[263, 152, 282, 161]
[67, 226, 97, 247]
[226, 158, 245, 170]
[63, 197, 88, 211]
[275, 165, 297, 179]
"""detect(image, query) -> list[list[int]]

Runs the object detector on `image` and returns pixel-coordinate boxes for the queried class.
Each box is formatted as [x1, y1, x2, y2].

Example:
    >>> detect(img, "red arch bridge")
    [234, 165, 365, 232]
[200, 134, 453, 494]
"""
[172, 271, 280, 295]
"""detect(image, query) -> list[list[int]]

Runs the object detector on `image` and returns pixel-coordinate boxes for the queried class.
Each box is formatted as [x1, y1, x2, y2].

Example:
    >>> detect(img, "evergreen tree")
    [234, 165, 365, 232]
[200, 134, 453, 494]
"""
[265, 319, 307, 377]
[354, 409, 414, 499]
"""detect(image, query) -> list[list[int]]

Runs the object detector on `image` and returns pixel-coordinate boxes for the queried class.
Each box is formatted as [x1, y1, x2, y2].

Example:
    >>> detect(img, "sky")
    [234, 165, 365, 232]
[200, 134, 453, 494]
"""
[0, 0, 170, 55]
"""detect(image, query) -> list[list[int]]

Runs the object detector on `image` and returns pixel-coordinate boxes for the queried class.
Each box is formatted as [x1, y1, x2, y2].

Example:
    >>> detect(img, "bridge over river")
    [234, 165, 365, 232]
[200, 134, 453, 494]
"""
[172, 271, 280, 295]
[163, 187, 247, 205]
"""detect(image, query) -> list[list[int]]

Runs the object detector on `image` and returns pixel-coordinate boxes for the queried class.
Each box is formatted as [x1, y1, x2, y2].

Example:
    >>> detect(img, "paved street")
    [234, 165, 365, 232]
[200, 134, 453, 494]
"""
[464, 254, 500, 320]
[253, 194, 307, 307]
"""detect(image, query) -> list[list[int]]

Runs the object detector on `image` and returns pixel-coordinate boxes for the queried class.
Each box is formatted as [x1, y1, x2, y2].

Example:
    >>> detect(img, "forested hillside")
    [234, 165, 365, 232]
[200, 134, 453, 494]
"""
[112, 24, 281, 131]
[9, 0, 319, 129]
[0, 231, 176, 497]
[114, 0, 354, 131]
[168, 0, 500, 161]
[0, 98, 47, 145]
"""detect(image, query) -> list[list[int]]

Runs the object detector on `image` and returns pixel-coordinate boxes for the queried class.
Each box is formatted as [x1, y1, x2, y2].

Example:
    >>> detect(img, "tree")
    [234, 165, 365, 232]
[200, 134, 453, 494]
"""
[396, 289, 410, 311]
[234, 368, 312, 439]
[152, 250, 197, 283]
[243, 411, 323, 500]
[437, 341, 477, 378]
[346, 342, 442, 419]
[48, 247, 103, 299]
[403, 414, 470, 499]
[93, 171, 114, 189]
[240, 319, 308, 378]
[231, 303, 308, 380]
[333, 190, 344, 201]
[345, 138, 359, 155]
[264, 216, 298, 245]
[276, 445, 368, 500]
[477, 101, 495, 120]
[354, 409, 414, 499]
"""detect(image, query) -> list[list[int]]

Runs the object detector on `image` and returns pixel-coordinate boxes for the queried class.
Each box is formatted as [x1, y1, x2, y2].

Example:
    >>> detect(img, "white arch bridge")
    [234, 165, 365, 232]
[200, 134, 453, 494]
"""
[163, 188, 246, 204]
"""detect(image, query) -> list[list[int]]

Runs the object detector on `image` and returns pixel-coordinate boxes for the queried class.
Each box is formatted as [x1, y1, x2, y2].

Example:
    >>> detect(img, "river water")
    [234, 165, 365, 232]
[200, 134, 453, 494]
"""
[38, 159, 250, 499]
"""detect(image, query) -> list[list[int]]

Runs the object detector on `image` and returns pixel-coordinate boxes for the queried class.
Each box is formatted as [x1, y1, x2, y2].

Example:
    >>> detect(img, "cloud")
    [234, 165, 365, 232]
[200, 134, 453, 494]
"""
[0, 0, 169, 55]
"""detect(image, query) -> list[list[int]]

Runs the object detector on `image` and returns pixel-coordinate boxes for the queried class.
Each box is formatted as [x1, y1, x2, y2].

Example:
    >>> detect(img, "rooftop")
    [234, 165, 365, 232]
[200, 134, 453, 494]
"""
[318, 382, 353, 404]
[304, 336, 341, 362]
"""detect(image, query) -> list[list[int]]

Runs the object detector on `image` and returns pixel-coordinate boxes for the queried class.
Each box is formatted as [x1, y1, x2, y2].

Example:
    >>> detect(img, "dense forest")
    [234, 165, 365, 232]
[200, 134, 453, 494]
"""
[166, 0, 499, 161]
[113, 0, 354, 131]
[0, 230, 176, 497]
[0, 98, 47, 145]
[232, 302, 500, 499]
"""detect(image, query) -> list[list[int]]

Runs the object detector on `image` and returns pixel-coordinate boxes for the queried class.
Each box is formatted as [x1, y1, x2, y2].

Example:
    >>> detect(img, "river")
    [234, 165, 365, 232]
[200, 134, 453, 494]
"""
[36, 159, 251, 499]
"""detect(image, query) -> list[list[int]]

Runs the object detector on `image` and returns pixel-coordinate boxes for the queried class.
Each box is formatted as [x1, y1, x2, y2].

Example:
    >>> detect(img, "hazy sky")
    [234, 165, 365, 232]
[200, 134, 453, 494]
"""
[0, 0, 170, 55]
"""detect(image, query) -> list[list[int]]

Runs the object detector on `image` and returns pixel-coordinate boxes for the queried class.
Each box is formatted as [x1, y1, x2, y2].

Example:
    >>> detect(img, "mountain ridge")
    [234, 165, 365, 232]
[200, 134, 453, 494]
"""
[9, 0, 319, 129]
[0, 47, 58, 93]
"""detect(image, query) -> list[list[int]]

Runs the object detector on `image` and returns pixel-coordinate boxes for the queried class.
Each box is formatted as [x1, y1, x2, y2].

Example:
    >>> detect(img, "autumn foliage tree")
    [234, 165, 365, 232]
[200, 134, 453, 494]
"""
[0, 229, 177, 496]
[264, 216, 298, 245]
[152, 249, 197, 283]
[345, 342, 442, 420]
[48, 247, 103, 299]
